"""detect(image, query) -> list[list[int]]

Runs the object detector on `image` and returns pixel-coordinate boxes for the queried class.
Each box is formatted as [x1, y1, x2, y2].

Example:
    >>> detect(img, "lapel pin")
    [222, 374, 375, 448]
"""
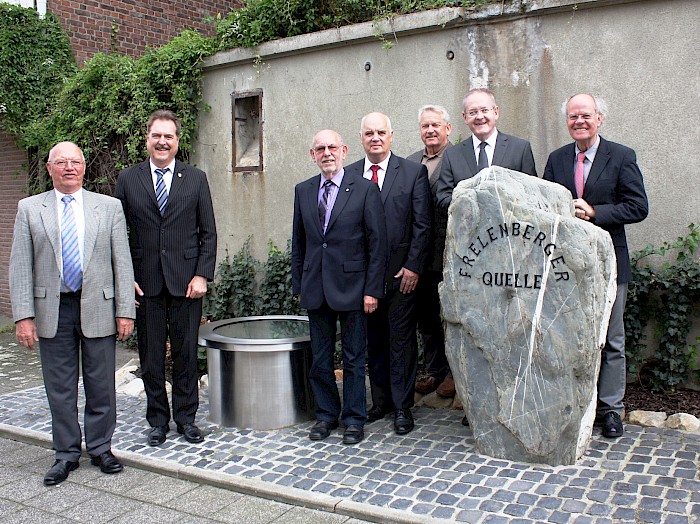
[177, 172, 182, 178]
[345, 188, 350, 192]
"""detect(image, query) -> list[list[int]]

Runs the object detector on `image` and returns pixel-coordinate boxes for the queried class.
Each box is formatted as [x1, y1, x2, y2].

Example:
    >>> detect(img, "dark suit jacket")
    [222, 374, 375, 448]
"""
[291, 172, 387, 312]
[436, 132, 537, 209]
[115, 160, 217, 296]
[407, 144, 452, 273]
[543, 137, 649, 284]
[345, 154, 432, 288]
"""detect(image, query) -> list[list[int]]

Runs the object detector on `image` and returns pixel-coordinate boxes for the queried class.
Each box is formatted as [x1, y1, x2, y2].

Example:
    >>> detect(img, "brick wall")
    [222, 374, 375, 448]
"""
[48, 0, 240, 61]
[0, 131, 29, 318]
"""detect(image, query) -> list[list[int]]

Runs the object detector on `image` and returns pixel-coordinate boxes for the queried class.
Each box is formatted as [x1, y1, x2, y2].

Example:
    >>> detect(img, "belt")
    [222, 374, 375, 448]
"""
[60, 289, 82, 297]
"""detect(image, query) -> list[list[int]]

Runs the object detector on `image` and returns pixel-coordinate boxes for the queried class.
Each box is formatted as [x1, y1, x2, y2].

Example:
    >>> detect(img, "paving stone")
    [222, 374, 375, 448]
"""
[431, 506, 456, 519]
[503, 503, 529, 517]
[479, 499, 505, 512]
[538, 496, 563, 509]
[548, 510, 571, 523]
[559, 486, 585, 499]
[561, 498, 587, 513]
[664, 516, 689, 524]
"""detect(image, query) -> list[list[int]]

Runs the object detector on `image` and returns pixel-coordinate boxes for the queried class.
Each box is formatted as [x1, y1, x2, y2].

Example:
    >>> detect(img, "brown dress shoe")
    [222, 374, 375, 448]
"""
[436, 376, 456, 398]
[415, 375, 438, 394]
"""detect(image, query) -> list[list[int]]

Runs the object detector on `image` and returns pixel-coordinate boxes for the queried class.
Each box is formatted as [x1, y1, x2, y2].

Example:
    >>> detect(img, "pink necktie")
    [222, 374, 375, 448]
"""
[370, 165, 380, 184]
[574, 152, 586, 198]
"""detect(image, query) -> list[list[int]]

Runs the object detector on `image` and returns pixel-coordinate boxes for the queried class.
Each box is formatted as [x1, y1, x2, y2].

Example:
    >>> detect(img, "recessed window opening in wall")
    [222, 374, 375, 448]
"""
[232, 90, 263, 172]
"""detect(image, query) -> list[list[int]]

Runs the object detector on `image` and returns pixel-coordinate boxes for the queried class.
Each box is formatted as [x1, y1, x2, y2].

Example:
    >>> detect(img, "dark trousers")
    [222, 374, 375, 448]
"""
[39, 293, 116, 461]
[136, 289, 202, 427]
[415, 270, 449, 380]
[307, 303, 367, 427]
[367, 287, 418, 411]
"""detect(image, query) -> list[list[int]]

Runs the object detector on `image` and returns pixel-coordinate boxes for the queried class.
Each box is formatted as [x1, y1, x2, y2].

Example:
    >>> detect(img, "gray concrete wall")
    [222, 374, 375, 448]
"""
[195, 0, 700, 262]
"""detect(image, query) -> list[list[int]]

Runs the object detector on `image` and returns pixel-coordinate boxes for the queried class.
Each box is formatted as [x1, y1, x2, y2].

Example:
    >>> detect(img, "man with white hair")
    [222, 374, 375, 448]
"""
[544, 93, 649, 438]
[10, 141, 135, 485]
[407, 105, 455, 399]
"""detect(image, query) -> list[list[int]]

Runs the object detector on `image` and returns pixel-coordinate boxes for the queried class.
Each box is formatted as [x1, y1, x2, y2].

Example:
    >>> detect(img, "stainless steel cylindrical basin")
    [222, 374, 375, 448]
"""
[198, 315, 315, 430]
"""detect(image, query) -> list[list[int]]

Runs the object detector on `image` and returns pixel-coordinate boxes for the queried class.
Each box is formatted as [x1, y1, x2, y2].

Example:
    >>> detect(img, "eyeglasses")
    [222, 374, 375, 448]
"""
[464, 107, 495, 118]
[314, 145, 341, 154]
[567, 113, 595, 121]
[51, 160, 84, 169]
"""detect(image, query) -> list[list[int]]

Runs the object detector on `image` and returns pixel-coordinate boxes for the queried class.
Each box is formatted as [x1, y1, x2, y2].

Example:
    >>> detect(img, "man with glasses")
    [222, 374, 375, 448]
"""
[292, 129, 387, 445]
[10, 141, 135, 485]
[544, 93, 648, 438]
[436, 88, 537, 209]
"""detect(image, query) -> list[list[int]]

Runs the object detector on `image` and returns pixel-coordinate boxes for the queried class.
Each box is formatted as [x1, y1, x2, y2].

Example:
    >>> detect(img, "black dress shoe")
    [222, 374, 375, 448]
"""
[602, 411, 624, 438]
[90, 450, 123, 474]
[343, 425, 364, 445]
[177, 423, 204, 443]
[44, 459, 79, 486]
[367, 405, 390, 423]
[148, 425, 169, 446]
[394, 409, 414, 435]
[308, 420, 339, 440]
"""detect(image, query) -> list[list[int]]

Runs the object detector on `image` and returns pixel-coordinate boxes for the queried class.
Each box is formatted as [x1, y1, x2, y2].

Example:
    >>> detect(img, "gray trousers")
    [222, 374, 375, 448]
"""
[39, 293, 117, 461]
[597, 283, 628, 415]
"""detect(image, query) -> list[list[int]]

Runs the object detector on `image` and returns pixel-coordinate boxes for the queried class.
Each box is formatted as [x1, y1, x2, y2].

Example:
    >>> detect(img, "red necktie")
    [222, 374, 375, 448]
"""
[574, 152, 586, 198]
[370, 164, 380, 184]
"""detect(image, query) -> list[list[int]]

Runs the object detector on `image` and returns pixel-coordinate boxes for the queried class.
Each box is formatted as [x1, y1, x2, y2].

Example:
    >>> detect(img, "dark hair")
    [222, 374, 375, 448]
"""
[147, 110, 181, 137]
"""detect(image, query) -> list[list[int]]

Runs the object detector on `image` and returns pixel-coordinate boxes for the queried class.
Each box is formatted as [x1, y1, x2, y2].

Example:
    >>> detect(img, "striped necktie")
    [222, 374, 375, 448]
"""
[318, 179, 333, 230]
[155, 168, 169, 215]
[61, 195, 82, 292]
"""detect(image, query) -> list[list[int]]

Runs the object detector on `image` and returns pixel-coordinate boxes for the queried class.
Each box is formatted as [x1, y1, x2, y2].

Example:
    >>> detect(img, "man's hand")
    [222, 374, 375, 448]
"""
[16, 318, 38, 350]
[134, 281, 144, 307]
[364, 296, 378, 314]
[573, 198, 595, 221]
[116, 318, 135, 342]
[395, 267, 419, 294]
[186, 275, 208, 299]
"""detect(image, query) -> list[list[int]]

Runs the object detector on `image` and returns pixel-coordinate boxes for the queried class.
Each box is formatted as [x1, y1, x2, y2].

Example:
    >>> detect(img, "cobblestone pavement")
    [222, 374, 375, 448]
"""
[0, 332, 699, 523]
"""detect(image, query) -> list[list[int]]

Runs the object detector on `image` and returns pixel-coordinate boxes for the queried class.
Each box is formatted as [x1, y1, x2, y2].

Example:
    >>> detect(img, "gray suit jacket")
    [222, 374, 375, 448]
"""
[436, 132, 537, 209]
[10, 190, 135, 339]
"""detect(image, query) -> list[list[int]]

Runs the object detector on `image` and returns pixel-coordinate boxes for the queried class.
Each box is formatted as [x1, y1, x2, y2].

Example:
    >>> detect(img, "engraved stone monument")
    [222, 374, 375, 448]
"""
[440, 167, 617, 465]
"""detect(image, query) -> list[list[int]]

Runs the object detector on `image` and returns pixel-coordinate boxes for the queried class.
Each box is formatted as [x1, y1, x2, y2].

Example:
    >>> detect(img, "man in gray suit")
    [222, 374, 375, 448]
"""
[436, 88, 537, 209]
[10, 141, 135, 486]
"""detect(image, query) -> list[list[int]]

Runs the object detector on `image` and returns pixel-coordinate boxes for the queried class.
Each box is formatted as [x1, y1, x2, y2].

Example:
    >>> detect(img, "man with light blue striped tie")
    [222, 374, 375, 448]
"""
[10, 141, 135, 485]
[61, 194, 82, 291]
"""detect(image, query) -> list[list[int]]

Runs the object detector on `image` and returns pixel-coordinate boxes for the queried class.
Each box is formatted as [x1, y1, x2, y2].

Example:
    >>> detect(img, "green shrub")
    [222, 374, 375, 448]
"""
[625, 224, 700, 391]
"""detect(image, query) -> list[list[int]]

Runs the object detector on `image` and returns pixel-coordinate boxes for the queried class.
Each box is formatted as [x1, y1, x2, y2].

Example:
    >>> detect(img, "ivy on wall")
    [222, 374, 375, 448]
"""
[215, 0, 487, 49]
[625, 224, 700, 392]
[206, 238, 301, 320]
[21, 31, 214, 195]
[0, 5, 76, 137]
